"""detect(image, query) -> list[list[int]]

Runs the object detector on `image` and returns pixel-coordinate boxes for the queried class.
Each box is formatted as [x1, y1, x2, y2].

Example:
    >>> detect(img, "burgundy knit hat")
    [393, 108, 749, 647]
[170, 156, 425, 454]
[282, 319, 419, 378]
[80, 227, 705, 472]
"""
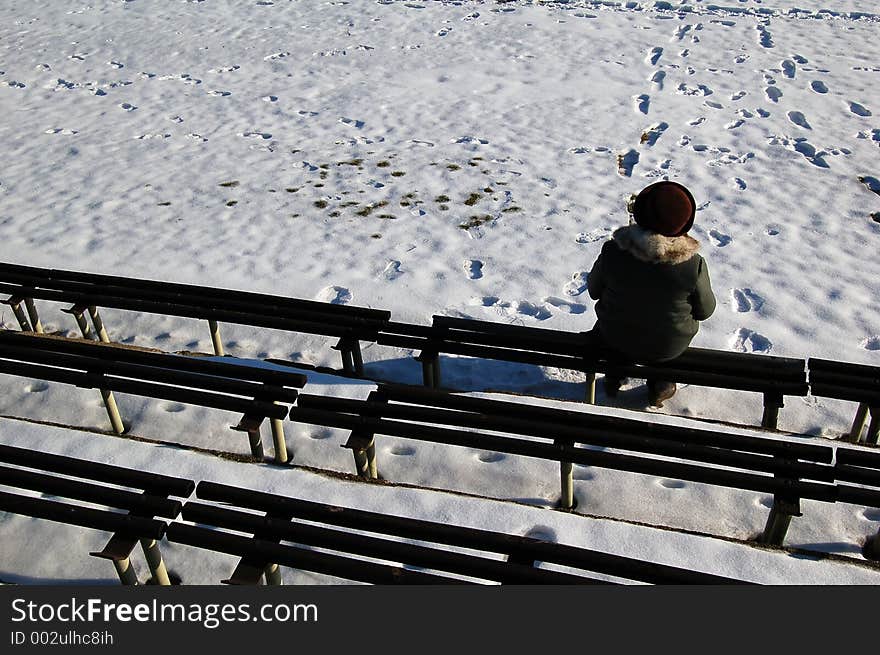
[631, 181, 696, 237]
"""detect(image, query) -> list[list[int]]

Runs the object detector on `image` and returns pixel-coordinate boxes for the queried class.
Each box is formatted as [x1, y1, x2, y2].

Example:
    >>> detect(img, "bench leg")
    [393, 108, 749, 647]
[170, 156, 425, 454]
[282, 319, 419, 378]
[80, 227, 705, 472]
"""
[9, 298, 32, 331]
[352, 448, 370, 478]
[24, 298, 43, 334]
[270, 417, 289, 464]
[761, 393, 784, 430]
[866, 408, 880, 446]
[559, 461, 575, 510]
[366, 440, 378, 479]
[865, 529, 880, 562]
[140, 539, 171, 586]
[100, 388, 126, 435]
[846, 403, 870, 443]
[68, 305, 96, 340]
[759, 496, 801, 546]
[340, 348, 355, 375]
[264, 563, 283, 586]
[208, 320, 225, 356]
[247, 426, 265, 459]
[420, 355, 434, 388]
[351, 341, 364, 377]
[584, 372, 596, 404]
[87, 306, 110, 343]
[112, 557, 140, 586]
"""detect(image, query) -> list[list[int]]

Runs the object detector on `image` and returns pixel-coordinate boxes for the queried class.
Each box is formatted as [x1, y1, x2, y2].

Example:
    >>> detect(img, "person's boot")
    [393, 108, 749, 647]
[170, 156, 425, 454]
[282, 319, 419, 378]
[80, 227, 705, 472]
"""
[648, 380, 677, 407]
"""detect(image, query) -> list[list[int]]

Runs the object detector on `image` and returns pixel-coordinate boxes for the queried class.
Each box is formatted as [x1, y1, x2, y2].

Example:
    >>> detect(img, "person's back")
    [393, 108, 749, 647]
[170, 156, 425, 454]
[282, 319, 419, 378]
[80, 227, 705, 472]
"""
[586, 181, 716, 404]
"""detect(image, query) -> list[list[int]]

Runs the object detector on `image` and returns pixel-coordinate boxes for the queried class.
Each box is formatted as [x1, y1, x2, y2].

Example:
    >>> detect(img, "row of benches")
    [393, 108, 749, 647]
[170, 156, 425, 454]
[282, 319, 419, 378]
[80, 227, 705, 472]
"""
[1, 262, 877, 439]
[0, 444, 748, 585]
[1, 331, 878, 552]
[290, 383, 880, 548]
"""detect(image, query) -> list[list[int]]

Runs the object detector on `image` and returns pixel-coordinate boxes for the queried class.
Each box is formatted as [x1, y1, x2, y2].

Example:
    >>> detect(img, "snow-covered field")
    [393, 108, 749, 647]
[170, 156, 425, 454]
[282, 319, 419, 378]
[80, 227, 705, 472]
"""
[1, 0, 879, 584]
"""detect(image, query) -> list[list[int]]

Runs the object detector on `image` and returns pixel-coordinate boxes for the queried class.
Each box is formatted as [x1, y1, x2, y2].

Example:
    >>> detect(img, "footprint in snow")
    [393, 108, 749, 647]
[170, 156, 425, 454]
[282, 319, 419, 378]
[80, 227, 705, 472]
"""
[119, 102, 137, 111]
[708, 229, 732, 247]
[861, 336, 880, 351]
[262, 95, 278, 102]
[463, 259, 483, 279]
[340, 117, 365, 129]
[208, 90, 231, 97]
[641, 122, 668, 146]
[731, 288, 765, 313]
[575, 228, 611, 243]
[730, 90, 747, 101]
[810, 80, 828, 94]
[787, 111, 811, 129]
[765, 86, 782, 103]
[649, 70, 666, 89]
[633, 94, 650, 115]
[730, 327, 772, 353]
[239, 131, 272, 139]
[848, 101, 872, 117]
[543, 296, 586, 315]
[617, 149, 639, 177]
[513, 301, 551, 321]
[383, 260, 403, 280]
[563, 272, 589, 297]
[781, 59, 796, 79]
[732, 177, 747, 190]
[793, 54, 808, 64]
[646, 46, 663, 65]
[315, 285, 351, 305]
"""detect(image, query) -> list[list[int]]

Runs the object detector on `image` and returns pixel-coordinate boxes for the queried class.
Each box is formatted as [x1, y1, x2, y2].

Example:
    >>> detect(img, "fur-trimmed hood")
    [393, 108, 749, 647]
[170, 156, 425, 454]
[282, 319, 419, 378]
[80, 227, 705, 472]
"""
[612, 224, 700, 265]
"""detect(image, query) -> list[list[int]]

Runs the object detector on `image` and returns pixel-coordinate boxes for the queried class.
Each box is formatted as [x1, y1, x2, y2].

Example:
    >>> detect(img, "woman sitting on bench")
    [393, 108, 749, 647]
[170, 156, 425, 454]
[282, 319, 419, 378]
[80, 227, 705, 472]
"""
[585, 181, 716, 407]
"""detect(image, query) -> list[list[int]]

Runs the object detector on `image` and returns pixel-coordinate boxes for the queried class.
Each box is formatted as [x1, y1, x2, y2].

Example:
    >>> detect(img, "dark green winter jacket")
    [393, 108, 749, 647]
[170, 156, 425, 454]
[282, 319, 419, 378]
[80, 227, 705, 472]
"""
[587, 224, 716, 362]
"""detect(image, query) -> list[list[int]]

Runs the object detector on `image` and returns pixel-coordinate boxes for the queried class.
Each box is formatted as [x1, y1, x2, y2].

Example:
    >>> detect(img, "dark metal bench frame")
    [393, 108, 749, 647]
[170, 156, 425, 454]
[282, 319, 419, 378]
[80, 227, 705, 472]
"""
[809, 358, 880, 446]
[0, 262, 390, 377]
[167, 481, 748, 585]
[0, 332, 305, 463]
[287, 384, 880, 547]
[0, 444, 194, 585]
[378, 315, 809, 429]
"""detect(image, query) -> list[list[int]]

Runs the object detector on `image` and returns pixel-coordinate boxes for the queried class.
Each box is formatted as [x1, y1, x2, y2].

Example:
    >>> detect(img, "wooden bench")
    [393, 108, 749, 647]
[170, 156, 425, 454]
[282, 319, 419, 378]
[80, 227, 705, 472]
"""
[378, 315, 809, 429]
[290, 383, 845, 547]
[165, 481, 748, 584]
[809, 358, 880, 445]
[0, 262, 390, 376]
[0, 444, 194, 584]
[0, 331, 306, 463]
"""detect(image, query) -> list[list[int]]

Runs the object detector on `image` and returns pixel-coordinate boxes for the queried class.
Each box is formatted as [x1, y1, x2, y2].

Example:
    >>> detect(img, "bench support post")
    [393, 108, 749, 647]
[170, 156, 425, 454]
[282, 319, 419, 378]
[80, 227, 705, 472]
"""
[416, 351, 440, 389]
[761, 392, 784, 430]
[346, 431, 377, 479]
[555, 439, 576, 510]
[140, 539, 171, 586]
[865, 529, 880, 562]
[7, 297, 33, 331]
[87, 306, 110, 343]
[100, 388, 126, 435]
[112, 557, 139, 586]
[208, 320, 224, 356]
[270, 418, 288, 464]
[584, 372, 596, 404]
[866, 408, 880, 446]
[334, 337, 365, 377]
[24, 298, 43, 334]
[232, 415, 265, 460]
[560, 461, 574, 509]
[759, 495, 801, 546]
[264, 563, 283, 586]
[846, 402, 870, 442]
[65, 304, 95, 340]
